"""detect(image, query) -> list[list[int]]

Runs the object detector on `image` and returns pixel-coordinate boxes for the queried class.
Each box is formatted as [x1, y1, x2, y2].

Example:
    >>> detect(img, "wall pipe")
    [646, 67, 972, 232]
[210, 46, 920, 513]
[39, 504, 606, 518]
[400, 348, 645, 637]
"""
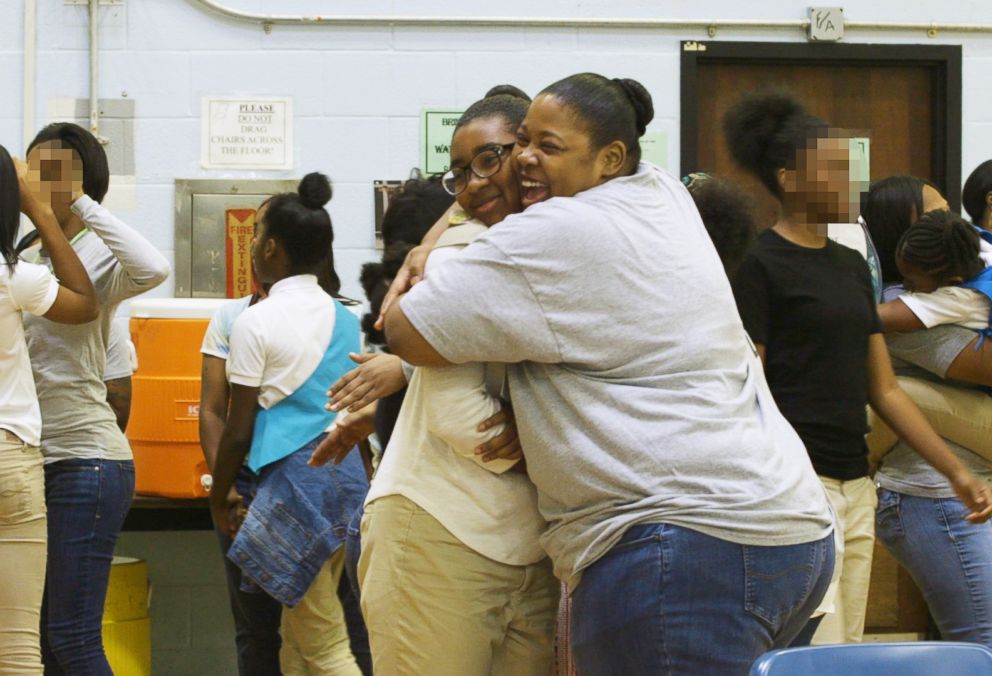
[23, 0, 36, 153]
[89, 0, 107, 144]
[189, 0, 992, 36]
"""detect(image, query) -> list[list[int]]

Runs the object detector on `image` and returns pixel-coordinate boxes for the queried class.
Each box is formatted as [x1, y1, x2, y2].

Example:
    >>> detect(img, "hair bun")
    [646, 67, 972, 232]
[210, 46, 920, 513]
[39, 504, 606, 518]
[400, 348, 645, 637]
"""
[722, 91, 807, 174]
[298, 172, 333, 209]
[484, 84, 531, 102]
[612, 78, 654, 136]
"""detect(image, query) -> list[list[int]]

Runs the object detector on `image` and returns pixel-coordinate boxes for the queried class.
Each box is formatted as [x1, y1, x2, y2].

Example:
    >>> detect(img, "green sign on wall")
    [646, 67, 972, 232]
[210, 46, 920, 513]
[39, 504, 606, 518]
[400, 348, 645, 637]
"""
[422, 109, 463, 174]
[640, 131, 668, 169]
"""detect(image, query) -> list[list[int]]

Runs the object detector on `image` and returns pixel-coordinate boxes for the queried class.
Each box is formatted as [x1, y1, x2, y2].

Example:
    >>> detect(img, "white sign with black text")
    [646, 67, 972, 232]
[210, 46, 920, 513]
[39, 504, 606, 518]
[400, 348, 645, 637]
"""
[201, 97, 293, 170]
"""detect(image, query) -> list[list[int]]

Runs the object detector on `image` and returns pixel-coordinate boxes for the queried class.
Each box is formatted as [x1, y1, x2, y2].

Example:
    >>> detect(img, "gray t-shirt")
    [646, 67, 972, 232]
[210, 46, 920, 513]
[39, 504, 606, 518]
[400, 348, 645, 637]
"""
[878, 325, 992, 497]
[103, 317, 134, 381]
[23, 196, 171, 463]
[401, 163, 834, 588]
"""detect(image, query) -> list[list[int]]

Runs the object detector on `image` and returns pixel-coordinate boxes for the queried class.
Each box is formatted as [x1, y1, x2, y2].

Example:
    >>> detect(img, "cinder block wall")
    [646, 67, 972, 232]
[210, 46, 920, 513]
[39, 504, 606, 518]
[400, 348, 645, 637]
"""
[5, 1, 992, 672]
[4, 0, 992, 299]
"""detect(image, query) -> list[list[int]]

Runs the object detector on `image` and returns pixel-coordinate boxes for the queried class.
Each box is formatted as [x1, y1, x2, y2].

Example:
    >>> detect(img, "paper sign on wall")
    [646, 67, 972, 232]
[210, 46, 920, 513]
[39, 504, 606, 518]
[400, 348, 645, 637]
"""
[202, 97, 293, 170]
[849, 137, 870, 190]
[640, 131, 668, 169]
[422, 110, 463, 174]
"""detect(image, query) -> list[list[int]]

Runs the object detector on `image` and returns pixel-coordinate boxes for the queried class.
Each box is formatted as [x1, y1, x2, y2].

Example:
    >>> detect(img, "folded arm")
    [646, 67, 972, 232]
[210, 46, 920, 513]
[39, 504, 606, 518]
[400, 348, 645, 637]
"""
[418, 364, 517, 474]
[74, 196, 171, 301]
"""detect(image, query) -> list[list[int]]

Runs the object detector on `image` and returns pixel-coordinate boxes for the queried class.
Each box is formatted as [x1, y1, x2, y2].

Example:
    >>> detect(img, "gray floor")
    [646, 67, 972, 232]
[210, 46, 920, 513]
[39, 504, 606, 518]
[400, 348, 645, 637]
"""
[116, 531, 238, 675]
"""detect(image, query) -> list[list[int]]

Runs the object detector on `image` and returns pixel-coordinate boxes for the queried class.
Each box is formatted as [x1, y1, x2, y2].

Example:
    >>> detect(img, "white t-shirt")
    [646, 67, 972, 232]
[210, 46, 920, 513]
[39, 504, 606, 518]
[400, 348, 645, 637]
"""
[227, 275, 335, 409]
[201, 295, 253, 361]
[899, 286, 990, 330]
[367, 224, 546, 566]
[1, 261, 59, 446]
[103, 317, 135, 381]
[898, 241, 992, 331]
[401, 163, 833, 588]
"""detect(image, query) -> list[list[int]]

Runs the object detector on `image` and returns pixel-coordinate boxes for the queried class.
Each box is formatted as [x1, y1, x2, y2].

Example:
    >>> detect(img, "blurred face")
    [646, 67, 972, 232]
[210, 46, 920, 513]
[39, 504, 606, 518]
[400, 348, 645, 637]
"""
[896, 256, 943, 293]
[26, 140, 83, 211]
[448, 117, 521, 226]
[514, 94, 613, 209]
[786, 133, 859, 224]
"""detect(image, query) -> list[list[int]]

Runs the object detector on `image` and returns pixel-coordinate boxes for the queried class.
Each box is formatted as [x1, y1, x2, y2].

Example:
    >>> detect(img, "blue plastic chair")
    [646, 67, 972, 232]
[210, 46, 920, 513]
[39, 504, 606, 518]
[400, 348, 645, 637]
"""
[749, 641, 992, 675]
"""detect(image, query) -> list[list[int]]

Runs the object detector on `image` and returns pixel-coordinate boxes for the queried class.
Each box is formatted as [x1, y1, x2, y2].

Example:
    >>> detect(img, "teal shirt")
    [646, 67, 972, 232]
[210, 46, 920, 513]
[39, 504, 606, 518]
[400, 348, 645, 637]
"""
[248, 300, 360, 472]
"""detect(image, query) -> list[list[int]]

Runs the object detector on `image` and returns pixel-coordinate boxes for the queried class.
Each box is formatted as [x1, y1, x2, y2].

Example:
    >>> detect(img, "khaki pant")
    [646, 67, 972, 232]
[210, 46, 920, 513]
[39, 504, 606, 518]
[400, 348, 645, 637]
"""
[359, 495, 558, 676]
[0, 438, 47, 675]
[280, 547, 362, 676]
[868, 376, 992, 468]
[812, 475, 877, 645]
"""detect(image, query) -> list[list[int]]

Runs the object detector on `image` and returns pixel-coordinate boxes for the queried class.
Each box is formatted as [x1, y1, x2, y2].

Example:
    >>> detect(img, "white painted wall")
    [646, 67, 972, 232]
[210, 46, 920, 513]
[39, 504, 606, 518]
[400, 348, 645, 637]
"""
[2, 0, 992, 301]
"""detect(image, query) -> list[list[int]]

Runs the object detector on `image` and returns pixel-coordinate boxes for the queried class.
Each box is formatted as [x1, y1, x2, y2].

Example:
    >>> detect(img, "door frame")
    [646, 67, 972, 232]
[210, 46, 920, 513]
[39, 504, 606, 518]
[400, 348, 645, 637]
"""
[679, 41, 963, 210]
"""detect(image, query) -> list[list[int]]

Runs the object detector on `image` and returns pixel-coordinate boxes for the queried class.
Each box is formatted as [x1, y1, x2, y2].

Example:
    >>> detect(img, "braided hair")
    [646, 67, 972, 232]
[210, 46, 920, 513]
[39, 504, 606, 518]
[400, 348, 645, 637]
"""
[456, 85, 531, 135]
[896, 210, 984, 283]
[860, 175, 940, 284]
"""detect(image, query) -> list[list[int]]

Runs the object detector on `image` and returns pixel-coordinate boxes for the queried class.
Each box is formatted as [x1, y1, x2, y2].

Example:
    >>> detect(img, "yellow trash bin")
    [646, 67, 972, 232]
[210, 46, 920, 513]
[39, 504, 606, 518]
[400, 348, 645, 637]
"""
[103, 556, 151, 676]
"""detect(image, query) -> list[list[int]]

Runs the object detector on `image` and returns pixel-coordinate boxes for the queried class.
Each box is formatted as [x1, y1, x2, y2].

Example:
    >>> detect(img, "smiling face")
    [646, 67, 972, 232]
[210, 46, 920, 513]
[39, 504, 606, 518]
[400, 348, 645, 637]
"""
[448, 116, 521, 226]
[514, 94, 623, 209]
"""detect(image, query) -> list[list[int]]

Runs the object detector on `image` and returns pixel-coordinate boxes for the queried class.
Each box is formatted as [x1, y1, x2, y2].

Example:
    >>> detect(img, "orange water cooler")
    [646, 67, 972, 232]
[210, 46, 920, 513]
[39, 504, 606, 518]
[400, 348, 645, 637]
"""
[128, 298, 229, 498]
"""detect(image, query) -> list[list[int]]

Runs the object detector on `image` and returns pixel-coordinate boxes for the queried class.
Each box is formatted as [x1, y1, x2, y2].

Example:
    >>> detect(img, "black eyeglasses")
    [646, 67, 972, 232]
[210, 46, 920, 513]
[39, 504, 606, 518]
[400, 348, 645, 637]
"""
[441, 143, 516, 196]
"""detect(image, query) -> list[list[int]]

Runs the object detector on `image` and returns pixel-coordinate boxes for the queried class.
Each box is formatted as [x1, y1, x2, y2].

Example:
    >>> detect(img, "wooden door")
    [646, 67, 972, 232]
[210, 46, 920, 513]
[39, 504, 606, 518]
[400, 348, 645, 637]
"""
[681, 42, 961, 230]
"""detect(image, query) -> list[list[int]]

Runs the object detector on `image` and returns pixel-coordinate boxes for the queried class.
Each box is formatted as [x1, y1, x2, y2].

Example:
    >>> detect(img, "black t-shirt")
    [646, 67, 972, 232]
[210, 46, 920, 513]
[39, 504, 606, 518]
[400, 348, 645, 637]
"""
[733, 229, 882, 480]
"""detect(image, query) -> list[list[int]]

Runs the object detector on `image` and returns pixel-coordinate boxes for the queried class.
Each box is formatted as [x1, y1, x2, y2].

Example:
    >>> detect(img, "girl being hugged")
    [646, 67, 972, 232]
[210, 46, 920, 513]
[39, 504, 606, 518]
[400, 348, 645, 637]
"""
[21, 123, 170, 674]
[355, 86, 558, 676]
[210, 173, 367, 675]
[726, 92, 992, 646]
[860, 180, 992, 649]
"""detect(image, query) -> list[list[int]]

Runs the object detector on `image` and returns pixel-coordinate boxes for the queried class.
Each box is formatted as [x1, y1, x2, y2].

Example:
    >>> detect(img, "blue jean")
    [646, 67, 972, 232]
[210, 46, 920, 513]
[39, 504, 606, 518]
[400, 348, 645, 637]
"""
[571, 523, 834, 676]
[229, 441, 368, 606]
[41, 458, 135, 675]
[876, 488, 992, 648]
[344, 501, 364, 602]
[343, 501, 371, 675]
[216, 505, 371, 676]
[225, 453, 371, 674]
[215, 525, 283, 676]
